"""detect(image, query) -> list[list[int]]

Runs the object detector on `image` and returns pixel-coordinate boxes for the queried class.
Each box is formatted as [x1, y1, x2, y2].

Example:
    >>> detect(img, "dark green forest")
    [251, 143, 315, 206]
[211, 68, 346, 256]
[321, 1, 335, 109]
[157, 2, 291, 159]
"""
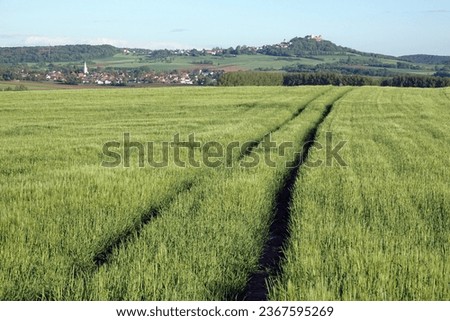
[0, 45, 119, 64]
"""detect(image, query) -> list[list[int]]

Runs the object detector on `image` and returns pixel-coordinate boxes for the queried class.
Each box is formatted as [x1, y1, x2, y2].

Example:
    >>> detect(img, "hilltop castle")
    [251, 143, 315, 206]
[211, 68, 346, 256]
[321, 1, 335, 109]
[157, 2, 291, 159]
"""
[305, 34, 323, 42]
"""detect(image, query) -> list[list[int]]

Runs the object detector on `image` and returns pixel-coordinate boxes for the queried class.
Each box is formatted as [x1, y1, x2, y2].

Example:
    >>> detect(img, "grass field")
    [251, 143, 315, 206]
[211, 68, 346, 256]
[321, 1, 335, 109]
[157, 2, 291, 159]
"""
[270, 87, 450, 300]
[0, 80, 76, 90]
[0, 86, 449, 300]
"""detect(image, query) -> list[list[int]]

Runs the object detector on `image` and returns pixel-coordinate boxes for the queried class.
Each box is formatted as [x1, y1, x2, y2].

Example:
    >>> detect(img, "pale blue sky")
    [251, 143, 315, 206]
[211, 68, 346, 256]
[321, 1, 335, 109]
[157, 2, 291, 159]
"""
[0, 0, 449, 56]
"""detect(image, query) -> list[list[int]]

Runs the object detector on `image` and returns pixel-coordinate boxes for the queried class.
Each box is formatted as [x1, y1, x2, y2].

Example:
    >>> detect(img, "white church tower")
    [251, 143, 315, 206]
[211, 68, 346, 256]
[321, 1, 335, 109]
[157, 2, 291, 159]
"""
[83, 61, 89, 74]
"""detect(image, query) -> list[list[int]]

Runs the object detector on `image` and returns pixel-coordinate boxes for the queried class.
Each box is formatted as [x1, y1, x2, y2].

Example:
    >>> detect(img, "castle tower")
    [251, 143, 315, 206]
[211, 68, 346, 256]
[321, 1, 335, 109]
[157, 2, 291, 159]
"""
[83, 62, 89, 74]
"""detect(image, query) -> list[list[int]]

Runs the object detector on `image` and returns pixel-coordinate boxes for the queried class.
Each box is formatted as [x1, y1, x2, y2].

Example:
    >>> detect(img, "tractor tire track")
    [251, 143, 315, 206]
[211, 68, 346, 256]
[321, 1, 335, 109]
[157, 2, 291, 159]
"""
[237, 89, 352, 301]
[238, 88, 333, 160]
[91, 180, 194, 268]
[86, 91, 331, 273]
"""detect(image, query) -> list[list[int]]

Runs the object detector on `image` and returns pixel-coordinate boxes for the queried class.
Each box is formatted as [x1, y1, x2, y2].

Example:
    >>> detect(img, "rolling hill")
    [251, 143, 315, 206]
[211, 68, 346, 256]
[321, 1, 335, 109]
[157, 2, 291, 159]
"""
[0, 36, 449, 80]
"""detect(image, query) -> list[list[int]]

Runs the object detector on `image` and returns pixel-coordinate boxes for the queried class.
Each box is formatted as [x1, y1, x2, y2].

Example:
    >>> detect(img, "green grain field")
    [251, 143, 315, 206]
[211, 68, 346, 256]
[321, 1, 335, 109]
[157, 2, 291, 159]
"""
[0, 86, 448, 300]
[270, 87, 450, 300]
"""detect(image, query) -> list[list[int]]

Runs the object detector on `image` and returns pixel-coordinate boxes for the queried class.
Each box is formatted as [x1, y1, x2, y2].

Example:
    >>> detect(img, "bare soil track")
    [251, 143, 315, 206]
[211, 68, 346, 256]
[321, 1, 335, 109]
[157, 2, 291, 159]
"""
[238, 89, 333, 160]
[92, 180, 194, 267]
[237, 90, 351, 301]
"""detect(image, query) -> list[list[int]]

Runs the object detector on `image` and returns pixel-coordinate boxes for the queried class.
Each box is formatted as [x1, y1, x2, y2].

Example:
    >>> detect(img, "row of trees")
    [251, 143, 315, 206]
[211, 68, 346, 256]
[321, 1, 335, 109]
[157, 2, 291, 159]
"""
[380, 75, 450, 88]
[283, 60, 424, 75]
[283, 63, 396, 77]
[400, 54, 450, 65]
[283, 73, 374, 86]
[219, 71, 450, 88]
[218, 72, 283, 86]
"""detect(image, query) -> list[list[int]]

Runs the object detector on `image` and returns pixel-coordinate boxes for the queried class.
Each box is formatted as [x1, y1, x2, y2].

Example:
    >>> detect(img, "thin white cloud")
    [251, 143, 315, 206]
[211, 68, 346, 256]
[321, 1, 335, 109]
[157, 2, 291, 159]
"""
[84, 37, 130, 47]
[24, 35, 73, 46]
[84, 38, 193, 49]
[0, 33, 23, 39]
[21, 35, 132, 48]
[139, 41, 193, 50]
[1, 33, 196, 50]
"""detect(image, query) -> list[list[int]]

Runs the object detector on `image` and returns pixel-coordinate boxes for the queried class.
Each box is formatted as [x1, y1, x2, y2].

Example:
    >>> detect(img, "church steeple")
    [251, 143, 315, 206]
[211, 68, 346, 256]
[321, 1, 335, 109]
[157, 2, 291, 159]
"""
[83, 62, 88, 74]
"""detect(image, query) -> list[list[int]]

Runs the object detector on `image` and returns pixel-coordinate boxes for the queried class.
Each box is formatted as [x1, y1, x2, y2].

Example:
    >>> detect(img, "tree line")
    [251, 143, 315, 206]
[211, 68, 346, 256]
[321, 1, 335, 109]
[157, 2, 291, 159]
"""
[380, 75, 450, 88]
[219, 71, 450, 88]
[0, 45, 119, 64]
[399, 54, 450, 65]
[218, 72, 283, 86]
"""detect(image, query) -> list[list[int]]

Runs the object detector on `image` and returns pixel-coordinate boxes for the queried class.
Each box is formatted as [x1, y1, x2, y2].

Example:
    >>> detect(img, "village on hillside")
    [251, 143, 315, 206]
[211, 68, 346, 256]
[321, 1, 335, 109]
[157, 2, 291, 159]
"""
[1, 35, 335, 87]
[44, 64, 220, 86]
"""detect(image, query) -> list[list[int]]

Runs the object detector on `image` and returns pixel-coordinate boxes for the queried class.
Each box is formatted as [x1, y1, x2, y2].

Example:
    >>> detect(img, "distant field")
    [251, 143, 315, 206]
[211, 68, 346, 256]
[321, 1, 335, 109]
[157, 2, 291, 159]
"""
[91, 53, 313, 72]
[0, 80, 104, 90]
[0, 80, 169, 91]
[0, 80, 67, 90]
[0, 86, 448, 300]
[26, 53, 438, 75]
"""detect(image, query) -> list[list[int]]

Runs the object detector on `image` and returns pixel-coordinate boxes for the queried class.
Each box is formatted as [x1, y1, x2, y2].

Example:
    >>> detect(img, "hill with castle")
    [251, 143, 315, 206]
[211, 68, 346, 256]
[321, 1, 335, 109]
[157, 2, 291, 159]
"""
[0, 36, 449, 86]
